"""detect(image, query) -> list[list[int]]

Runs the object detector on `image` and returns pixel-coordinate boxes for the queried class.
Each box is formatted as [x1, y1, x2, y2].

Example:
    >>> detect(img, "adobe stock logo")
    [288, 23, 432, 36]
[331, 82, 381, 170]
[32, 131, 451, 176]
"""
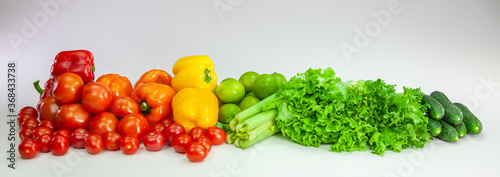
[339, 0, 406, 62]
[6, 0, 70, 53]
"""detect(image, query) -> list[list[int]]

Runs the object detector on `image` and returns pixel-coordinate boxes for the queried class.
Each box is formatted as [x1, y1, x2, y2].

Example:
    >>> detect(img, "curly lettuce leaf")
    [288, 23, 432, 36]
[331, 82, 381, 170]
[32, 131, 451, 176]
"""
[272, 68, 431, 155]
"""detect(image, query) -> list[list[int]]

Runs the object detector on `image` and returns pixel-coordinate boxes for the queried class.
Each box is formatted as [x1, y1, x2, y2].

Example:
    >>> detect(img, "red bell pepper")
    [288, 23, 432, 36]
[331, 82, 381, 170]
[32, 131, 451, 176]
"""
[34, 50, 95, 110]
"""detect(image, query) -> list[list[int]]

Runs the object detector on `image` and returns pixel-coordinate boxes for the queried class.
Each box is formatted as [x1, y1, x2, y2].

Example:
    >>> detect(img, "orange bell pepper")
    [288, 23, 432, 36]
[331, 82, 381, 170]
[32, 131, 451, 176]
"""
[134, 69, 173, 89]
[131, 83, 176, 125]
[96, 74, 133, 98]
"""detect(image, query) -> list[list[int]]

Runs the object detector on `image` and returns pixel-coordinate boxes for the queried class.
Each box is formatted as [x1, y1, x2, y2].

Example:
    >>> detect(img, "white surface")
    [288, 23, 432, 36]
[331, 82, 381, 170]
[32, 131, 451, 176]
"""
[1, 0, 500, 177]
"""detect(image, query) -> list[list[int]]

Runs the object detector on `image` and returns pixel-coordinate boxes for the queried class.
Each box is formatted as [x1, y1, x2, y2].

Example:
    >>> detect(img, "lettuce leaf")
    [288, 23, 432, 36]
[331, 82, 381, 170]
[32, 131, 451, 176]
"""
[271, 68, 431, 155]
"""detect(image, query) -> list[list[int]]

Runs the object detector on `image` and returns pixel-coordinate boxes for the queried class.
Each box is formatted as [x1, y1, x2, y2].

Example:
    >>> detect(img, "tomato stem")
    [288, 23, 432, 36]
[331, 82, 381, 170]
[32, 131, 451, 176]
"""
[33, 80, 44, 95]
[140, 101, 151, 115]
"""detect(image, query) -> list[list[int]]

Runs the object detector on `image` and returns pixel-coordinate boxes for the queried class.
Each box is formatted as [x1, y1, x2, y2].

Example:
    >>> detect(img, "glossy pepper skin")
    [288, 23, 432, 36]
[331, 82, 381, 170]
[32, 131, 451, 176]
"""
[134, 69, 172, 89]
[51, 50, 95, 84]
[172, 87, 219, 132]
[97, 74, 133, 98]
[171, 55, 217, 92]
[131, 83, 176, 125]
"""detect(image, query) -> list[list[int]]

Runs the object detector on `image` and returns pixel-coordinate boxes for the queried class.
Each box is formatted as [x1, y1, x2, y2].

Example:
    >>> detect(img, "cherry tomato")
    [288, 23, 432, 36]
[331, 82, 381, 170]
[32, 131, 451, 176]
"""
[120, 135, 140, 155]
[81, 82, 114, 114]
[164, 123, 186, 146]
[150, 123, 166, 133]
[38, 120, 57, 131]
[17, 113, 36, 128]
[51, 135, 69, 156]
[53, 129, 70, 139]
[84, 134, 103, 154]
[109, 97, 139, 118]
[32, 127, 53, 140]
[21, 118, 39, 129]
[206, 127, 226, 145]
[18, 106, 38, 118]
[142, 132, 165, 151]
[171, 134, 192, 154]
[160, 118, 174, 127]
[88, 112, 119, 137]
[96, 74, 134, 98]
[188, 127, 206, 140]
[195, 136, 212, 152]
[55, 103, 91, 133]
[103, 132, 122, 151]
[39, 96, 60, 122]
[117, 114, 150, 140]
[70, 128, 89, 149]
[36, 134, 52, 153]
[52, 72, 84, 104]
[186, 142, 208, 162]
[19, 128, 34, 140]
[18, 139, 39, 159]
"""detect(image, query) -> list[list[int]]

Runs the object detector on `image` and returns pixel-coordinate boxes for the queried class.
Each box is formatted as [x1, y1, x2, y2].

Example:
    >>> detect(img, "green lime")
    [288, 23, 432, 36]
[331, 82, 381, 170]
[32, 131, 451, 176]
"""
[239, 71, 260, 94]
[216, 78, 246, 104]
[238, 96, 260, 111]
[221, 78, 238, 83]
[252, 74, 278, 100]
[218, 103, 241, 123]
[245, 91, 255, 98]
[271, 72, 287, 88]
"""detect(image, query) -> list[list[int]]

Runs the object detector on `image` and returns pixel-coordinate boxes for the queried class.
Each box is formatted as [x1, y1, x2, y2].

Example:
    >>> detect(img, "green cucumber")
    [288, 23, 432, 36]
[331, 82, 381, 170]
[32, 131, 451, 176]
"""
[453, 122, 467, 138]
[438, 120, 459, 142]
[422, 94, 445, 120]
[428, 118, 442, 136]
[453, 102, 483, 135]
[430, 91, 463, 125]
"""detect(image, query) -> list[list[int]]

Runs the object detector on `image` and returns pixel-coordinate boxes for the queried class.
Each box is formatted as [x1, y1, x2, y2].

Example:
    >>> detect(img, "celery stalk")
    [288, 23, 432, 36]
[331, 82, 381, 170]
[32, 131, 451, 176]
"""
[230, 94, 277, 131]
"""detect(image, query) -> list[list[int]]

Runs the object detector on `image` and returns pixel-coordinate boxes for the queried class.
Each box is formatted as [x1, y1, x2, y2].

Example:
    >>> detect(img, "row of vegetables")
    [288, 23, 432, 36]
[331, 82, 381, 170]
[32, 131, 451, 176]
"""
[16, 50, 484, 162]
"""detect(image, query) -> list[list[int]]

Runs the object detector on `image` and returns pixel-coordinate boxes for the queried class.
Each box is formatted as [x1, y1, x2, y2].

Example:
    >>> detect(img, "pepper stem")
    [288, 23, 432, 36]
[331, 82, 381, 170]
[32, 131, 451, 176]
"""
[91, 66, 95, 72]
[33, 80, 44, 95]
[204, 68, 211, 83]
[140, 101, 151, 115]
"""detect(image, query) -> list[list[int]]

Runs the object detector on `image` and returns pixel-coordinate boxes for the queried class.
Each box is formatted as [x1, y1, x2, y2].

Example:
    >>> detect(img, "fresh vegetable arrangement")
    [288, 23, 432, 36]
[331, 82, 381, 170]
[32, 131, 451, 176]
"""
[17, 51, 225, 162]
[17, 49, 484, 162]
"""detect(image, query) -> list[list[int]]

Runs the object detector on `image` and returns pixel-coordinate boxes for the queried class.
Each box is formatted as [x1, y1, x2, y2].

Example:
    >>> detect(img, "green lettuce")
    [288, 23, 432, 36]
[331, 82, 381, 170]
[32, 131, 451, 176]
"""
[270, 68, 431, 155]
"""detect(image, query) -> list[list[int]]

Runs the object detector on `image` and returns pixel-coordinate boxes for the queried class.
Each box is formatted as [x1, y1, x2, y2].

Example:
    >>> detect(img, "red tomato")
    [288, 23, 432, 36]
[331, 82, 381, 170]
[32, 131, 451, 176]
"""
[171, 134, 192, 154]
[88, 112, 119, 137]
[188, 127, 206, 140]
[39, 96, 60, 122]
[186, 142, 208, 162]
[81, 82, 114, 114]
[195, 136, 212, 152]
[51, 135, 69, 156]
[117, 114, 150, 140]
[142, 132, 165, 151]
[19, 106, 38, 118]
[70, 128, 89, 149]
[53, 129, 70, 139]
[17, 113, 36, 128]
[18, 139, 39, 159]
[164, 123, 186, 146]
[150, 123, 166, 133]
[36, 134, 52, 153]
[55, 103, 91, 133]
[160, 118, 174, 127]
[38, 120, 56, 131]
[19, 127, 34, 140]
[84, 134, 103, 154]
[120, 135, 140, 155]
[206, 127, 226, 145]
[103, 132, 122, 151]
[109, 97, 139, 118]
[21, 118, 39, 129]
[32, 127, 53, 140]
[52, 73, 84, 104]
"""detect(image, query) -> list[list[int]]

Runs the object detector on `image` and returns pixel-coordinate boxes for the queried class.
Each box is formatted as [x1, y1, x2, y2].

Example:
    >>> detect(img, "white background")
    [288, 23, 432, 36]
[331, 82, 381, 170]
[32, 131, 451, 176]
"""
[1, 0, 500, 177]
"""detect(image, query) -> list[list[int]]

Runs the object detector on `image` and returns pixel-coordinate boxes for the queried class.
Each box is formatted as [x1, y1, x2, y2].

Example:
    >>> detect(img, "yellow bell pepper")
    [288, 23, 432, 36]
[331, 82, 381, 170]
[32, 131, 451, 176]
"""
[171, 55, 217, 92]
[172, 87, 219, 132]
